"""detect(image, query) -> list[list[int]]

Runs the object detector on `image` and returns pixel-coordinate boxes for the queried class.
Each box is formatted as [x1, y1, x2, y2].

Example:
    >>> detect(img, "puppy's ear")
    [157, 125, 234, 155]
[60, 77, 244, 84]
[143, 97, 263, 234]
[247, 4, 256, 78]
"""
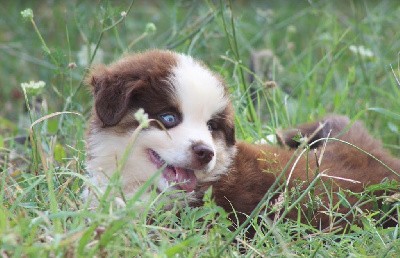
[87, 67, 145, 126]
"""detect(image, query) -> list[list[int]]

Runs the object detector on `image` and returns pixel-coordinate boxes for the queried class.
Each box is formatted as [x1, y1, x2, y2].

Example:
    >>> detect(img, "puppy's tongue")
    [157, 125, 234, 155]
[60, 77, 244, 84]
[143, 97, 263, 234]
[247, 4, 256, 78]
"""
[163, 167, 197, 192]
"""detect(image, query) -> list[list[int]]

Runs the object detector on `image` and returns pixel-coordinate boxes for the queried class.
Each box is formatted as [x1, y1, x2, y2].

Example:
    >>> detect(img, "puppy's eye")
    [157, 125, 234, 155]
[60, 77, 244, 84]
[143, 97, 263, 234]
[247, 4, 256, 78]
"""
[159, 113, 180, 128]
[207, 120, 218, 131]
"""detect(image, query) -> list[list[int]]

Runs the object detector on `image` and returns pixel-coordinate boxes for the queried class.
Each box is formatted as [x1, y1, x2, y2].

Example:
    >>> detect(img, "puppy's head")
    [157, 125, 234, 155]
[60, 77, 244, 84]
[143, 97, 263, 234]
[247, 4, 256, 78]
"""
[86, 50, 235, 198]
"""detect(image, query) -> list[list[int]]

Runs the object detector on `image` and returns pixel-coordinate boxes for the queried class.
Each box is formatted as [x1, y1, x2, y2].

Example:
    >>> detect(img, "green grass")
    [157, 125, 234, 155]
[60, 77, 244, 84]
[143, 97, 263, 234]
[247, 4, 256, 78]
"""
[1, 0, 400, 256]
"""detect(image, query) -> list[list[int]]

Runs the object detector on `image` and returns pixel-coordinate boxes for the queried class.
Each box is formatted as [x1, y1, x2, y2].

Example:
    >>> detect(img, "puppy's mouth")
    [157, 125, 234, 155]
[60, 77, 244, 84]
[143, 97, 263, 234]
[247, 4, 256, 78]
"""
[148, 149, 197, 192]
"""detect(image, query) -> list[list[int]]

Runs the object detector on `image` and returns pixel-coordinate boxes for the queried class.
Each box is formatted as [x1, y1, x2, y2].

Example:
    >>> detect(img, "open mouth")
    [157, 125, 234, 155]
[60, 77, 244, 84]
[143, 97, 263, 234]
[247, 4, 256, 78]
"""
[148, 149, 197, 192]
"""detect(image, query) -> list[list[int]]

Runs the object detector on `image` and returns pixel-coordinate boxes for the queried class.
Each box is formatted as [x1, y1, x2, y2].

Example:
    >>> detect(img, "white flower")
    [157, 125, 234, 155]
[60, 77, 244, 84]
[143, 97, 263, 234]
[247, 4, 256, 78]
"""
[20, 80, 45, 96]
[120, 11, 127, 18]
[77, 43, 104, 67]
[21, 8, 33, 20]
[349, 45, 374, 58]
[134, 108, 149, 127]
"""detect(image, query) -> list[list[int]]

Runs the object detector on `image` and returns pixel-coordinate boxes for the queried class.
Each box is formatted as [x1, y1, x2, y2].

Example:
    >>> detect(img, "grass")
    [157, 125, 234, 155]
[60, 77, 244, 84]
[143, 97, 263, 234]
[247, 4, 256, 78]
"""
[1, 0, 400, 256]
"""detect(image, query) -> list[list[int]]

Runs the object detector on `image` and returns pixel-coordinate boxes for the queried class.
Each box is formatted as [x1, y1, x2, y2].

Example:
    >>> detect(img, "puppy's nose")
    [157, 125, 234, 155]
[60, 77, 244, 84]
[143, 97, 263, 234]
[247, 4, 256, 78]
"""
[192, 143, 214, 165]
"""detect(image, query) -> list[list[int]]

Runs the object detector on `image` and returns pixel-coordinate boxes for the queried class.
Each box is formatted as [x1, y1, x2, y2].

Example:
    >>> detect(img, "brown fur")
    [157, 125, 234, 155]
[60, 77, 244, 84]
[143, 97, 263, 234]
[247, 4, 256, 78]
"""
[87, 50, 178, 129]
[198, 115, 400, 230]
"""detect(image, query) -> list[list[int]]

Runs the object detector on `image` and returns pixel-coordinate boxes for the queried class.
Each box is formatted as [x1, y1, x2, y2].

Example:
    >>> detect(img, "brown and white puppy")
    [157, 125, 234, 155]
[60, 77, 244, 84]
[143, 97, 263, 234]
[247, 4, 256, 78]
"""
[84, 49, 400, 230]
[83, 50, 236, 205]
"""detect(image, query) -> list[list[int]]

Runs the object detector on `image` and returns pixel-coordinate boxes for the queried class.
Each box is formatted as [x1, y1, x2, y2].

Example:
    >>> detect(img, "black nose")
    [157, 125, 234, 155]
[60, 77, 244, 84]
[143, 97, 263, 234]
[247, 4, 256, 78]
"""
[192, 143, 214, 165]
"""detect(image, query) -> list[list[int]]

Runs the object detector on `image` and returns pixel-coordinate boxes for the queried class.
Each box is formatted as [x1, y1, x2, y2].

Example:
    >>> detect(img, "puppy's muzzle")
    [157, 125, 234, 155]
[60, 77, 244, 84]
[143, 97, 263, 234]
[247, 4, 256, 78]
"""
[192, 143, 214, 166]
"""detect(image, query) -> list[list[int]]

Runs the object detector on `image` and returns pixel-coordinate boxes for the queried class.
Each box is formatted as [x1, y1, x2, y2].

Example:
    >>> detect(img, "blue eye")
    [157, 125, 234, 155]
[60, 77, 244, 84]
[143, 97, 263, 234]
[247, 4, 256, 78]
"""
[159, 113, 180, 128]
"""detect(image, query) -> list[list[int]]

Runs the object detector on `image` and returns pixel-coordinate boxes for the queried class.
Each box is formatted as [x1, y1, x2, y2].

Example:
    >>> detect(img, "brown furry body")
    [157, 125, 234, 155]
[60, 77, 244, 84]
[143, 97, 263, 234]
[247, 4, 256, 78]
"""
[199, 115, 400, 230]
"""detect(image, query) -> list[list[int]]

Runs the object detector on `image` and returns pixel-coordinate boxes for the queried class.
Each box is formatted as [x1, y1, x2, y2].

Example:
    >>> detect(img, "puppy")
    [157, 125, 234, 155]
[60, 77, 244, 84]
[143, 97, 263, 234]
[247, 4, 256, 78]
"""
[84, 49, 400, 230]
[83, 50, 236, 205]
